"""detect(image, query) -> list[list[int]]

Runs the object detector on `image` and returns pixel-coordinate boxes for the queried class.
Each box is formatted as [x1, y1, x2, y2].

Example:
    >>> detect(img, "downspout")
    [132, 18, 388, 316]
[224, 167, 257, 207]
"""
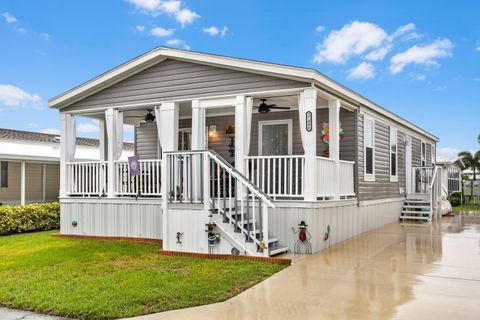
[354, 107, 360, 205]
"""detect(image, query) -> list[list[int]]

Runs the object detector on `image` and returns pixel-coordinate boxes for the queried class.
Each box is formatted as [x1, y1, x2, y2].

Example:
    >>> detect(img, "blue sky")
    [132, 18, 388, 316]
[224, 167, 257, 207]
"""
[0, 0, 479, 159]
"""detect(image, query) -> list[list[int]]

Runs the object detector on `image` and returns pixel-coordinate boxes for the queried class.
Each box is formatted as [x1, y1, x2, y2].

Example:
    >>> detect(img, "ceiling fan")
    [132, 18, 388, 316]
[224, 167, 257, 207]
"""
[254, 98, 290, 113]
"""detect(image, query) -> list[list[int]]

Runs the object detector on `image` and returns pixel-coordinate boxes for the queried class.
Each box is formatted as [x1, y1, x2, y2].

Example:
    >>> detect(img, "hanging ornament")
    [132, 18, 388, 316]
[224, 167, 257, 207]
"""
[320, 122, 345, 145]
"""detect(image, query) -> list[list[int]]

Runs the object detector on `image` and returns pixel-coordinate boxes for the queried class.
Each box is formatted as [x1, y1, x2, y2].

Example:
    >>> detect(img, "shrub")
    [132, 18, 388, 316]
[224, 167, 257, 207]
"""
[0, 202, 60, 235]
[450, 197, 461, 207]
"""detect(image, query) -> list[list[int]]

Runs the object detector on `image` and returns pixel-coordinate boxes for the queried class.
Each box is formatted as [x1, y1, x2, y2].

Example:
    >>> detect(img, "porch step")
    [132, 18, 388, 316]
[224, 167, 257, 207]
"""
[269, 245, 289, 256]
[403, 205, 430, 209]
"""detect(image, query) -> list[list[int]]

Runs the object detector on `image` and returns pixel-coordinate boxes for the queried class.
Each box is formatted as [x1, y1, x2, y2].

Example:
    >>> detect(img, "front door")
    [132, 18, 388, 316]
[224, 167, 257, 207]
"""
[178, 129, 192, 150]
[405, 138, 412, 194]
[258, 120, 292, 156]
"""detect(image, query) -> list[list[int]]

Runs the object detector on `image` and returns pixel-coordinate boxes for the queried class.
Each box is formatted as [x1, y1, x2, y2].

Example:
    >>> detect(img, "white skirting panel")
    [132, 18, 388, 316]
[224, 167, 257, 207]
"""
[166, 206, 234, 254]
[60, 199, 163, 239]
[269, 198, 403, 254]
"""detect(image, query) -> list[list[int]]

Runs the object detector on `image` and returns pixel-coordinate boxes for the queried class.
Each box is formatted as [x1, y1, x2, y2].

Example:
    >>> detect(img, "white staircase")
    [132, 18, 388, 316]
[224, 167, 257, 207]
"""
[401, 194, 432, 222]
[211, 204, 288, 256]
[166, 150, 289, 257]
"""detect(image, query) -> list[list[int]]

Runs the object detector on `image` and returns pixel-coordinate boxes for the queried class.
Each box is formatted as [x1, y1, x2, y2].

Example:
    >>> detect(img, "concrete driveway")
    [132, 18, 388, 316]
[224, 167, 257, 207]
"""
[130, 212, 480, 320]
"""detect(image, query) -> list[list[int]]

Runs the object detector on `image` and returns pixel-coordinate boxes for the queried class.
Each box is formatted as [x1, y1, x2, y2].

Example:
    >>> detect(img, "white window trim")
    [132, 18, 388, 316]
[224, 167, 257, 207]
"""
[258, 119, 292, 156]
[421, 140, 426, 167]
[390, 127, 398, 182]
[364, 115, 375, 182]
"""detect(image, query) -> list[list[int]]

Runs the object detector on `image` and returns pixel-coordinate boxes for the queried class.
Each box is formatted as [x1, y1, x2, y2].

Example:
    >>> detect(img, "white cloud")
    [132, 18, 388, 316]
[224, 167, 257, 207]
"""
[127, 0, 162, 12]
[348, 62, 375, 80]
[0, 84, 43, 108]
[41, 128, 60, 135]
[175, 8, 199, 26]
[1, 12, 17, 23]
[136, 25, 145, 32]
[161, 0, 181, 13]
[166, 38, 190, 50]
[365, 45, 392, 61]
[313, 21, 388, 64]
[414, 74, 426, 81]
[127, 0, 199, 26]
[389, 38, 453, 74]
[476, 45, 480, 52]
[77, 122, 100, 134]
[150, 26, 175, 37]
[315, 25, 324, 33]
[203, 26, 228, 36]
[388, 23, 416, 41]
[437, 147, 461, 162]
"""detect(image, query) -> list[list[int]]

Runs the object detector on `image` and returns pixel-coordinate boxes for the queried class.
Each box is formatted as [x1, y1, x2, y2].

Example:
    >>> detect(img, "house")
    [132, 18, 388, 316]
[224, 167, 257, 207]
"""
[0, 128, 133, 205]
[437, 157, 465, 194]
[48, 47, 442, 257]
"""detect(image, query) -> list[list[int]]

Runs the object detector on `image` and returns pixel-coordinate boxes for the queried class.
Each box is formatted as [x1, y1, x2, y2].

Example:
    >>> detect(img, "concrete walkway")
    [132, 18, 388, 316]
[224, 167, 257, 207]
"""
[129, 212, 480, 320]
[0, 307, 69, 320]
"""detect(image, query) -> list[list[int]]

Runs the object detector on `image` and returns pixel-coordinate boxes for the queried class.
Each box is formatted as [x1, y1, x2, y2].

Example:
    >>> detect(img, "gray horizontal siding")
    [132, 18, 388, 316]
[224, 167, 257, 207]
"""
[412, 137, 421, 167]
[135, 122, 159, 160]
[426, 143, 432, 165]
[64, 59, 309, 111]
[357, 114, 407, 201]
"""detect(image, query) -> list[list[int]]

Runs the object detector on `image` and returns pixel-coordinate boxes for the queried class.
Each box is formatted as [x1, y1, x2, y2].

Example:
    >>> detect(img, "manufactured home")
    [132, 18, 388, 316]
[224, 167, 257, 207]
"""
[0, 128, 133, 205]
[49, 47, 444, 256]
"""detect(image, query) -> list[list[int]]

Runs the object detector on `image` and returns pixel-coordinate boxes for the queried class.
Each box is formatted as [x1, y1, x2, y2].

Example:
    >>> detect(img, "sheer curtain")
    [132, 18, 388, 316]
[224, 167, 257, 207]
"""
[154, 106, 162, 150]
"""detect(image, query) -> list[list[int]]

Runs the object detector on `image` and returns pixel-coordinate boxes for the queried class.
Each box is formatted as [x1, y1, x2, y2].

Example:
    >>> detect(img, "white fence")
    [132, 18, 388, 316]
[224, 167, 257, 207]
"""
[115, 159, 162, 197]
[66, 161, 107, 196]
[245, 155, 305, 198]
[339, 160, 355, 196]
[316, 156, 336, 198]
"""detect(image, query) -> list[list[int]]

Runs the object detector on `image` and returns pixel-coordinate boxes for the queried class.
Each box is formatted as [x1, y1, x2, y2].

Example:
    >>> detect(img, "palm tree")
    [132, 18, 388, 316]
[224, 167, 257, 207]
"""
[458, 150, 480, 180]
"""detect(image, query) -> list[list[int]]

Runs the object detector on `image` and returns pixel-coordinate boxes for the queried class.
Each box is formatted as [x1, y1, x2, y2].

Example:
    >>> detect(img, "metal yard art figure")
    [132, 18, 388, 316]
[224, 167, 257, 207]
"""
[292, 221, 312, 254]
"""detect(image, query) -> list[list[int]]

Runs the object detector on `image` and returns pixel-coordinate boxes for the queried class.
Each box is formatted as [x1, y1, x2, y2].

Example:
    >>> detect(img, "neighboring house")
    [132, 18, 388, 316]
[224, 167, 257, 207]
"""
[48, 47, 440, 257]
[437, 157, 465, 194]
[0, 128, 133, 205]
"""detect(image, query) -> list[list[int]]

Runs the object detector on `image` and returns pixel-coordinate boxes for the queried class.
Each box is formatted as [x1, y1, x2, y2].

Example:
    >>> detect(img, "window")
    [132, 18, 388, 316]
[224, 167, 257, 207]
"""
[421, 142, 426, 166]
[0, 161, 8, 188]
[390, 127, 398, 182]
[364, 116, 375, 181]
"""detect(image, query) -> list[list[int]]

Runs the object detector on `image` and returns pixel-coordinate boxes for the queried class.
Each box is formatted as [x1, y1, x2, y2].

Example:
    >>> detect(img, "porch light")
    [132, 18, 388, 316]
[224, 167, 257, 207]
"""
[145, 109, 155, 123]
[209, 125, 217, 137]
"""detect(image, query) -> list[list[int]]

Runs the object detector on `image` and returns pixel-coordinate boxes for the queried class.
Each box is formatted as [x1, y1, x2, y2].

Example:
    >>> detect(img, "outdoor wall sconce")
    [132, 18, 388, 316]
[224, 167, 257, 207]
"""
[209, 125, 217, 137]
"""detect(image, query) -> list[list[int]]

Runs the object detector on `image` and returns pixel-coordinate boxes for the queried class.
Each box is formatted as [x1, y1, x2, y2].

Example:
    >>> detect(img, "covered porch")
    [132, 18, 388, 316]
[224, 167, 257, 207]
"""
[60, 87, 357, 202]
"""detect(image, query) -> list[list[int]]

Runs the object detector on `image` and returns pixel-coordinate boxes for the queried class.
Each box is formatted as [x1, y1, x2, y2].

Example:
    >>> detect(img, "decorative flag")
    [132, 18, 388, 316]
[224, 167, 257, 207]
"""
[128, 155, 140, 176]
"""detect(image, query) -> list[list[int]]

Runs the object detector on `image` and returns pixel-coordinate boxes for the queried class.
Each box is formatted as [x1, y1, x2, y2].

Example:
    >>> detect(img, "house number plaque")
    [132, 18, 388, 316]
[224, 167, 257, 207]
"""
[306, 111, 312, 132]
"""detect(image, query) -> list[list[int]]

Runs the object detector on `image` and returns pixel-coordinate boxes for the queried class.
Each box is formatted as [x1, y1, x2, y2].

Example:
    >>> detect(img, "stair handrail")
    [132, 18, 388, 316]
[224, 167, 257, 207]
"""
[428, 165, 439, 218]
[165, 149, 275, 208]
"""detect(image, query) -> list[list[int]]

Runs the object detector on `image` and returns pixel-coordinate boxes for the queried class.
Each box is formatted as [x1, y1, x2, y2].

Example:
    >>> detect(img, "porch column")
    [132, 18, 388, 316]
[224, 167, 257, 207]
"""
[105, 108, 116, 197]
[191, 99, 205, 150]
[328, 99, 341, 200]
[20, 161, 25, 205]
[98, 118, 108, 161]
[59, 113, 76, 198]
[235, 95, 246, 175]
[159, 102, 179, 251]
[302, 88, 317, 201]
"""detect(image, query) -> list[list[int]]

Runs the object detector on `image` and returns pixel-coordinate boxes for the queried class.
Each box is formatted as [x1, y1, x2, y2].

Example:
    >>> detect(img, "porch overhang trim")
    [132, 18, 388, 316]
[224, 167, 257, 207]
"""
[48, 46, 438, 142]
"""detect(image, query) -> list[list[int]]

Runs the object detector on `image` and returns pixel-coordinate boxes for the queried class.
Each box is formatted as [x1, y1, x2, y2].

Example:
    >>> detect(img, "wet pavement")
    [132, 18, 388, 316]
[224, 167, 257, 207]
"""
[130, 212, 480, 320]
[0, 307, 69, 320]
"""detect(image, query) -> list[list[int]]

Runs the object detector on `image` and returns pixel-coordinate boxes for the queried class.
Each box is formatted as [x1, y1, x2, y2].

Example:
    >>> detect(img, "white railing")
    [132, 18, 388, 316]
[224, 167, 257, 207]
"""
[429, 166, 441, 218]
[245, 155, 305, 198]
[166, 150, 274, 256]
[339, 160, 355, 197]
[115, 159, 162, 197]
[66, 161, 107, 196]
[317, 156, 336, 198]
[411, 166, 435, 194]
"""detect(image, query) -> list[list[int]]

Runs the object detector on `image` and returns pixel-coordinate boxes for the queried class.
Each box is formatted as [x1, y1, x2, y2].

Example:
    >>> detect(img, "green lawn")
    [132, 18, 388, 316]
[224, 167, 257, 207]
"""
[453, 204, 480, 212]
[0, 231, 286, 320]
